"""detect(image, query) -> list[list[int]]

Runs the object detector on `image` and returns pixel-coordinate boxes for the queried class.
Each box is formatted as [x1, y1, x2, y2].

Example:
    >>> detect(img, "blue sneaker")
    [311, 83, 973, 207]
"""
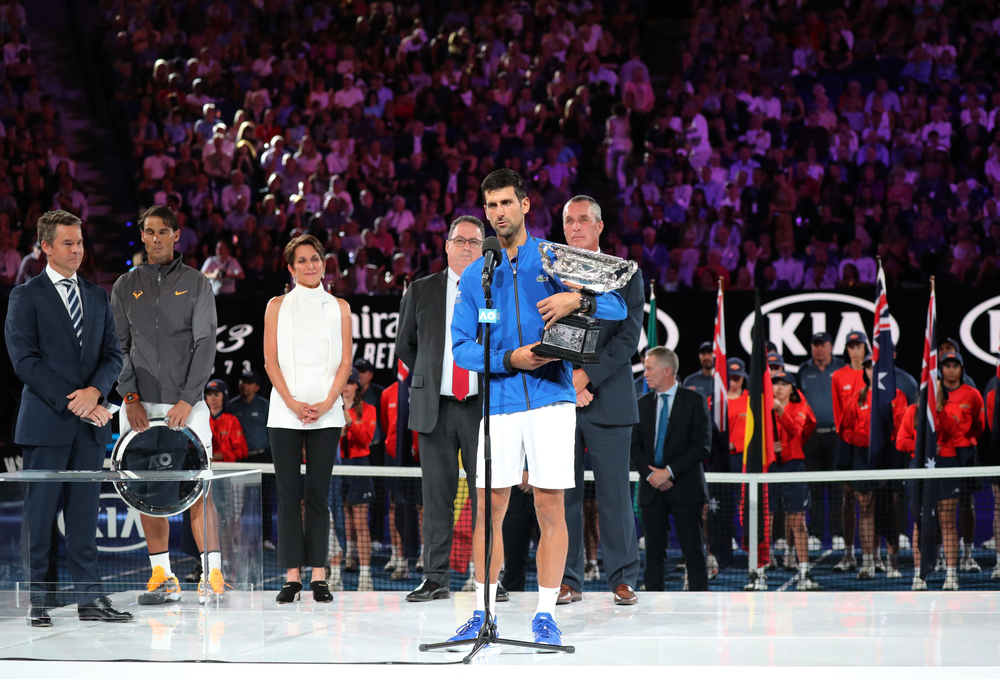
[531, 612, 562, 653]
[446, 610, 494, 652]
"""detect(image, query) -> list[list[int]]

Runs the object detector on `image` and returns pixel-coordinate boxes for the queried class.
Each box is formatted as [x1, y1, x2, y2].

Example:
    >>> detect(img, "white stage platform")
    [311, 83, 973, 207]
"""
[1, 591, 999, 666]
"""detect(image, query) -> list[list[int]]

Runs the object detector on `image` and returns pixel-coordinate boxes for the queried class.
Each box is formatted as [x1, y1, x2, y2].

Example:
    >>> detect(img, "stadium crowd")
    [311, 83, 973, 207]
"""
[86, 0, 1000, 299]
[0, 2, 83, 296]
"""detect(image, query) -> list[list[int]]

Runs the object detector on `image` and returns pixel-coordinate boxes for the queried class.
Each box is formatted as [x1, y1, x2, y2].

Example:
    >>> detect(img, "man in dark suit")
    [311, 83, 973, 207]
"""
[559, 196, 643, 606]
[632, 346, 712, 592]
[4, 210, 132, 626]
[396, 215, 489, 602]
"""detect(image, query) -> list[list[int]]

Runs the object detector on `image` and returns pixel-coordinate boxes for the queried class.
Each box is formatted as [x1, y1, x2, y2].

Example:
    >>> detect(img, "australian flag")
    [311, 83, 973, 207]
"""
[869, 263, 896, 467]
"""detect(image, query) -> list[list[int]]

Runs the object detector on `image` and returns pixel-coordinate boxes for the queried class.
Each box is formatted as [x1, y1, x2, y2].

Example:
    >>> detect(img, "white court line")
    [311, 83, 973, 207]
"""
[777, 549, 834, 592]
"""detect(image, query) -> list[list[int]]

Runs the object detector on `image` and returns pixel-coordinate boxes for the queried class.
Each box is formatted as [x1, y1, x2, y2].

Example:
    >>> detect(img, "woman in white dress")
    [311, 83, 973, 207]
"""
[264, 234, 353, 603]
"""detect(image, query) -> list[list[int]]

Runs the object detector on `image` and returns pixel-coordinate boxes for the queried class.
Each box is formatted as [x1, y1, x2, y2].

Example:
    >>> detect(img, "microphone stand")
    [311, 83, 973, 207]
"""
[419, 266, 575, 663]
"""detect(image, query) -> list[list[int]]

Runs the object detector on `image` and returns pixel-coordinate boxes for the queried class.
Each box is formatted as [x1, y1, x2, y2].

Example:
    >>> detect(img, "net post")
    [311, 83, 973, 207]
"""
[748, 473, 758, 573]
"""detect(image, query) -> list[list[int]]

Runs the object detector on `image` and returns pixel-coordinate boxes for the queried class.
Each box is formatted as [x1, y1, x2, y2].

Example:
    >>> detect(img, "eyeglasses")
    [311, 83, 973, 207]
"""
[448, 237, 483, 249]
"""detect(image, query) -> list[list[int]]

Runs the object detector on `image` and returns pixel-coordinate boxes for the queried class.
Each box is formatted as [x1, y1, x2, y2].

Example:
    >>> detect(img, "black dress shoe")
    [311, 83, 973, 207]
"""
[406, 579, 450, 602]
[496, 582, 509, 602]
[28, 606, 51, 627]
[275, 581, 302, 604]
[310, 581, 333, 603]
[78, 596, 133, 622]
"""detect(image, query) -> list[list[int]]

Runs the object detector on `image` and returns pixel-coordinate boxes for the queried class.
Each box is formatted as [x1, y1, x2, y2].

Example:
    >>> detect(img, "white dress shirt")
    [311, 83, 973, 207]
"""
[45, 264, 81, 322]
[440, 267, 479, 398]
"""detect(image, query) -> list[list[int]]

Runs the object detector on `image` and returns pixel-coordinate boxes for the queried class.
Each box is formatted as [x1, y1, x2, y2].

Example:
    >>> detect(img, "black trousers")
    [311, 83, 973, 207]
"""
[563, 414, 640, 592]
[419, 398, 479, 588]
[269, 427, 341, 569]
[641, 492, 708, 592]
[22, 421, 104, 605]
[803, 431, 843, 537]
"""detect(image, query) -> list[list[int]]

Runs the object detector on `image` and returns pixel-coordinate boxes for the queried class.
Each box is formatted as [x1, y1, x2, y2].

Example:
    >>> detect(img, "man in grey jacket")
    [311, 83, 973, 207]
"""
[111, 205, 224, 605]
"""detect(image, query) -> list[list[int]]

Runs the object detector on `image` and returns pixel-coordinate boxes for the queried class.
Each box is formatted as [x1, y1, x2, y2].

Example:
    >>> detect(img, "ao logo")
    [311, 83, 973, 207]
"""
[959, 296, 1000, 366]
[738, 293, 899, 373]
[478, 308, 499, 323]
[634, 303, 679, 373]
[57, 492, 147, 553]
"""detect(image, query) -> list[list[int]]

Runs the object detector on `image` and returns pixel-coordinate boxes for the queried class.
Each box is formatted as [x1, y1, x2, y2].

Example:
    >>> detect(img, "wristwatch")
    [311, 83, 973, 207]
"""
[124, 392, 140, 404]
[577, 293, 593, 314]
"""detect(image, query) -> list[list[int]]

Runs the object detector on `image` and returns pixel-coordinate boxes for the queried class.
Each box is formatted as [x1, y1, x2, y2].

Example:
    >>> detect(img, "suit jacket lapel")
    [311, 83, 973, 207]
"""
[435, 269, 450, 339]
[79, 279, 94, 359]
[39, 273, 81, 357]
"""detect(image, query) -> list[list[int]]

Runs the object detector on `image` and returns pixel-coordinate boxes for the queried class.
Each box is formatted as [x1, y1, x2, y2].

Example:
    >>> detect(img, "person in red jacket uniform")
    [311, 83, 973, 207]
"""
[938, 351, 985, 585]
[905, 380, 963, 590]
[340, 368, 377, 591]
[985, 384, 1000, 579]
[839, 356, 907, 581]
[380, 381, 421, 580]
[831, 331, 868, 572]
[205, 380, 248, 462]
[726, 358, 749, 472]
[770, 370, 820, 590]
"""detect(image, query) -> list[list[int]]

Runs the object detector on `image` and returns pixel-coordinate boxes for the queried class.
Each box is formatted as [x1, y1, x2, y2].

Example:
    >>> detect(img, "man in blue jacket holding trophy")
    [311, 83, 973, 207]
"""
[445, 169, 628, 651]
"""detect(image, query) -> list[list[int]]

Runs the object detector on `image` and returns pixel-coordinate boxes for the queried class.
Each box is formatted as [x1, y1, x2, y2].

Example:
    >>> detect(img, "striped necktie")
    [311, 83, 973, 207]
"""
[58, 279, 83, 346]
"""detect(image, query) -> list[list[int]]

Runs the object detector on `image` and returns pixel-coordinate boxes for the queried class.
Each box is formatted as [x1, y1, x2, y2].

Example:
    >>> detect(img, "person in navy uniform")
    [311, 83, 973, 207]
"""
[4, 210, 132, 626]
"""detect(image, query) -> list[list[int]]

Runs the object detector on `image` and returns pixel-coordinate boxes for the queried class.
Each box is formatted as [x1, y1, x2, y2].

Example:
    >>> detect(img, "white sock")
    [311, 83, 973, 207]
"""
[799, 562, 809, 575]
[150, 552, 172, 576]
[947, 567, 957, 578]
[862, 554, 874, 567]
[587, 559, 597, 566]
[475, 581, 485, 611]
[963, 543, 971, 559]
[205, 551, 222, 573]
[846, 545, 855, 557]
[535, 586, 560, 617]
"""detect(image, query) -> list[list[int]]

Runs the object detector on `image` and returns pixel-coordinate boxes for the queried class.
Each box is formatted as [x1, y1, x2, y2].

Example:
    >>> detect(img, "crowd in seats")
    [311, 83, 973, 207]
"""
[626, 0, 1000, 293]
[0, 2, 91, 296]
[102, 0, 646, 296]
[99, 0, 1000, 298]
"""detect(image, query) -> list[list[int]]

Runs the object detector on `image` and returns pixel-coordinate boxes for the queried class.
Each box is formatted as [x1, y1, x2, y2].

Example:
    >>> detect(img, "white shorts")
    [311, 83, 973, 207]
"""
[475, 402, 576, 490]
[119, 400, 214, 458]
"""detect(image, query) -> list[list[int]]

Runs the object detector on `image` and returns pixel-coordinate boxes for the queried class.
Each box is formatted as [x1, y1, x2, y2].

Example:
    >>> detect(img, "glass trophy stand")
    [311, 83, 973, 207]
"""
[0, 469, 263, 661]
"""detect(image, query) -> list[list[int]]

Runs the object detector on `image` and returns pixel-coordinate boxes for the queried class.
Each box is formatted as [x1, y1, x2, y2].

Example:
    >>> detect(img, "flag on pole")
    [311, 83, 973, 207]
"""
[712, 282, 728, 434]
[643, 280, 657, 395]
[913, 279, 939, 580]
[869, 262, 897, 468]
[742, 289, 774, 569]
[744, 289, 776, 472]
[707, 280, 735, 569]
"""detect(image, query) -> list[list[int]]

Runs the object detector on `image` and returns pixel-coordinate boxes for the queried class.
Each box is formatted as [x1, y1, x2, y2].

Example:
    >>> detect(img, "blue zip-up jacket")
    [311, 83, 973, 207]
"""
[452, 236, 627, 416]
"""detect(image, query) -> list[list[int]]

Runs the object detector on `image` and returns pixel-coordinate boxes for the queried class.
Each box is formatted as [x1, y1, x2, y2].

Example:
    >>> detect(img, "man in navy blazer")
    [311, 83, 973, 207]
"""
[559, 196, 643, 606]
[4, 210, 131, 626]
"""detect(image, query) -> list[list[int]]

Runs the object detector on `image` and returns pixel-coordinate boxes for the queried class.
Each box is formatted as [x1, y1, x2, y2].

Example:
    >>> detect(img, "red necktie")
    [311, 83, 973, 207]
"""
[452, 361, 470, 401]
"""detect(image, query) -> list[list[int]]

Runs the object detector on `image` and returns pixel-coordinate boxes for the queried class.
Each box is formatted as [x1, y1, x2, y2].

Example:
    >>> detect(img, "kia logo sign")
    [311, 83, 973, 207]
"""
[959, 295, 1000, 366]
[57, 492, 147, 553]
[634, 303, 679, 372]
[738, 293, 899, 373]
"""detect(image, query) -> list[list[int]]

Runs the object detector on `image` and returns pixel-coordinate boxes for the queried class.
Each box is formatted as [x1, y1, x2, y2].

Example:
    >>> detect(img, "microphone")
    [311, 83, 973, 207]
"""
[481, 236, 502, 289]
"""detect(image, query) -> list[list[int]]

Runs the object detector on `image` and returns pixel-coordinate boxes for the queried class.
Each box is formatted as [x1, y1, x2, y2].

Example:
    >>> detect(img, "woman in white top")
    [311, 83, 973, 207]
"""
[264, 234, 353, 603]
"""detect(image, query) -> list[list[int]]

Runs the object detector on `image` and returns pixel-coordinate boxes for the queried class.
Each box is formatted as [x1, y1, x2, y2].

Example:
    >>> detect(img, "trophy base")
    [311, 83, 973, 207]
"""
[531, 342, 600, 364]
[531, 315, 602, 364]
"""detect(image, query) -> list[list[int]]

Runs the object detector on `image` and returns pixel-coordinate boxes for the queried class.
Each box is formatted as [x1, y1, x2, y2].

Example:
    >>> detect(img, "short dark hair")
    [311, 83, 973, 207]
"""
[481, 169, 527, 202]
[138, 205, 179, 232]
[448, 215, 485, 240]
[284, 234, 325, 267]
[37, 210, 82, 247]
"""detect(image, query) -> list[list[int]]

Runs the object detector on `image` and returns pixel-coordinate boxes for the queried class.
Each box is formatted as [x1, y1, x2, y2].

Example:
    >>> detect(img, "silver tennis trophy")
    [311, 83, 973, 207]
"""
[110, 418, 210, 517]
[532, 242, 638, 364]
